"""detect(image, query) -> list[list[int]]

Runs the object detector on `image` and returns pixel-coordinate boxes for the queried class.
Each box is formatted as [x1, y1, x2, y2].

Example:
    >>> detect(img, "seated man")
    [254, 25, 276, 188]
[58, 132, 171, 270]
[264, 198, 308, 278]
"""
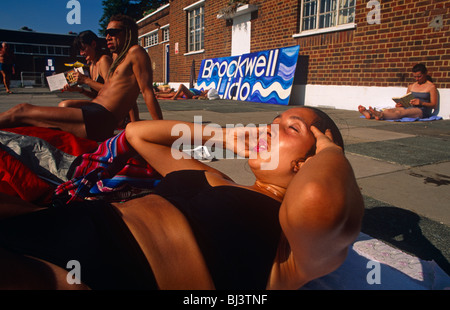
[156, 84, 209, 100]
[0, 15, 163, 142]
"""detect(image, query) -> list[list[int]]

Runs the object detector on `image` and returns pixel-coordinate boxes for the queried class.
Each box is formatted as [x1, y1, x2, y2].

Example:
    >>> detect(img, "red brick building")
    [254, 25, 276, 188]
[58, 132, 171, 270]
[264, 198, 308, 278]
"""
[138, 0, 449, 118]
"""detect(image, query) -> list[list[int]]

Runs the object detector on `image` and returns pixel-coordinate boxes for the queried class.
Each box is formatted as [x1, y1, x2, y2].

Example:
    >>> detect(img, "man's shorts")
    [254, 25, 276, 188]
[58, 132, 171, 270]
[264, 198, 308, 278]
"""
[81, 103, 118, 142]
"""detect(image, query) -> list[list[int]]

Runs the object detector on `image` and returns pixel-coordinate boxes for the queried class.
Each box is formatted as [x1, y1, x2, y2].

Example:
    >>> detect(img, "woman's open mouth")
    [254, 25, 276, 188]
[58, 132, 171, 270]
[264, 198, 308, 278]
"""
[254, 138, 268, 153]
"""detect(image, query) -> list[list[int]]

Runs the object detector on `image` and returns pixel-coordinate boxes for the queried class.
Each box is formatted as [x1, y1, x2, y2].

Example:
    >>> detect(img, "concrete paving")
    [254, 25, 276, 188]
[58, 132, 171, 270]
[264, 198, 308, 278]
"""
[1, 86, 449, 275]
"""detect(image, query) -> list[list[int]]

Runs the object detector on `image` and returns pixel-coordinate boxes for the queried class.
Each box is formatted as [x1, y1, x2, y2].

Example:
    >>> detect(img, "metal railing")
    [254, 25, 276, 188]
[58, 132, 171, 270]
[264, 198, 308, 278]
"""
[20, 71, 46, 87]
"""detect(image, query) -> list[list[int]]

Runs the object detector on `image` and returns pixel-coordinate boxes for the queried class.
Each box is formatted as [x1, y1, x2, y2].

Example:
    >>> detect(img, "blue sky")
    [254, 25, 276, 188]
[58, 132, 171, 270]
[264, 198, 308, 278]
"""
[0, 0, 104, 36]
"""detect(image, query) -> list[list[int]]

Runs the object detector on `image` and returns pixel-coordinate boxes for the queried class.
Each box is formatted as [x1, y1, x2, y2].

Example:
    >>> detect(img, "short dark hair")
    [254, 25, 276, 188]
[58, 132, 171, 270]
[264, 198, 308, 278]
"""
[308, 107, 344, 150]
[412, 63, 433, 82]
[73, 30, 109, 58]
[289, 107, 344, 164]
[412, 63, 427, 74]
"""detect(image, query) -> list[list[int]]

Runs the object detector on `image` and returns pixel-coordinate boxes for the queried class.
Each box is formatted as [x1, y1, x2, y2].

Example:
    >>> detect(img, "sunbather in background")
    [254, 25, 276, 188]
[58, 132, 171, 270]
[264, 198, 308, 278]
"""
[59, 30, 140, 125]
[358, 64, 437, 120]
[156, 83, 209, 99]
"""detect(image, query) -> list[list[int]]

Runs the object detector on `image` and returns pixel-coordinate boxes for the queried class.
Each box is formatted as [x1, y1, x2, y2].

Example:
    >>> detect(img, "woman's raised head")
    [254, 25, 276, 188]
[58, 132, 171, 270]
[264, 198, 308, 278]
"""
[248, 107, 344, 186]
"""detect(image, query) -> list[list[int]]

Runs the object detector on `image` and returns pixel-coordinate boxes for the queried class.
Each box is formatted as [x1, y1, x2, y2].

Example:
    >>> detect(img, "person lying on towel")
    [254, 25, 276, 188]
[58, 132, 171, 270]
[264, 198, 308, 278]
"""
[0, 107, 364, 290]
[155, 84, 209, 100]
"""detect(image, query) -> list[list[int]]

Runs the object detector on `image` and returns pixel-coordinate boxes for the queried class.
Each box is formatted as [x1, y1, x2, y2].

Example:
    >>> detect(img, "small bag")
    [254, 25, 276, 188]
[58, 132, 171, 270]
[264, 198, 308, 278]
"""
[207, 88, 220, 100]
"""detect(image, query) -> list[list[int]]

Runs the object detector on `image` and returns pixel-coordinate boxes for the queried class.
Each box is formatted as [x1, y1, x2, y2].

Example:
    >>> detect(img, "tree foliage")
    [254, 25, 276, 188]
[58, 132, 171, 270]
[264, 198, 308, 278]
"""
[99, 0, 167, 36]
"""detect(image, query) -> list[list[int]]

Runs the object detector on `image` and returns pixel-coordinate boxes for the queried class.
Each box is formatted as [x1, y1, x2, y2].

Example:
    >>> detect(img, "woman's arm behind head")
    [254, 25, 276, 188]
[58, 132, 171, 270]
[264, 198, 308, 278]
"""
[276, 127, 364, 288]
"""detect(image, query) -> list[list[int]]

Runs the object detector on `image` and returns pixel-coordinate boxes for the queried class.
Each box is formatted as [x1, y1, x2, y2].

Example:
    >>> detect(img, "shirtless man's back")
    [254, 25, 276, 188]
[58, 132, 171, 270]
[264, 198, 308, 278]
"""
[0, 15, 162, 141]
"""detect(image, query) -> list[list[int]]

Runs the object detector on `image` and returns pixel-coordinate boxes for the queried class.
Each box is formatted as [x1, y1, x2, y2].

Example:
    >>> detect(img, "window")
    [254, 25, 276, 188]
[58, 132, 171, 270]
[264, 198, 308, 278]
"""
[300, 0, 356, 32]
[187, 5, 204, 52]
[162, 27, 170, 42]
[144, 32, 159, 48]
[11, 43, 70, 56]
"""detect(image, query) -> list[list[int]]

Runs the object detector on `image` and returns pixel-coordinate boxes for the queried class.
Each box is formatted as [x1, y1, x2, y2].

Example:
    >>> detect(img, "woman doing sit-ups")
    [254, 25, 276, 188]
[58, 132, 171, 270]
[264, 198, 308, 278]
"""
[0, 107, 364, 290]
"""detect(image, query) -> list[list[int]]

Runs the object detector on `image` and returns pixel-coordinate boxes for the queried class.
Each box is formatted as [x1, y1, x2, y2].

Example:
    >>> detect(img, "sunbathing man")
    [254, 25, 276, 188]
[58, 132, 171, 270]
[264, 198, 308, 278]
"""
[0, 14, 162, 141]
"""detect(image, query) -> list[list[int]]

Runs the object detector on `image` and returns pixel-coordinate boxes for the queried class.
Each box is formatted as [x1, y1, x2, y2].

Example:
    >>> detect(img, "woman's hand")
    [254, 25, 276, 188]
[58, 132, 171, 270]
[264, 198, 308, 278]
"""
[225, 125, 261, 158]
[72, 71, 88, 85]
[62, 84, 82, 93]
[410, 98, 421, 107]
[310, 126, 341, 155]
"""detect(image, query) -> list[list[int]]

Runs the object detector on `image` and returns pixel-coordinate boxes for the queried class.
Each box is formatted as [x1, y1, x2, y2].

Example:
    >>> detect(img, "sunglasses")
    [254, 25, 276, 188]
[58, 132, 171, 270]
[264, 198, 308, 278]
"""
[105, 28, 123, 37]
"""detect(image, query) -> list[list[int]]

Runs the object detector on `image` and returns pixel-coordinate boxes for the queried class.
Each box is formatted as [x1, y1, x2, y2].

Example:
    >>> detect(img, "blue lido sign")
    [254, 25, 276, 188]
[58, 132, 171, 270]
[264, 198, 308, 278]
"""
[197, 45, 300, 105]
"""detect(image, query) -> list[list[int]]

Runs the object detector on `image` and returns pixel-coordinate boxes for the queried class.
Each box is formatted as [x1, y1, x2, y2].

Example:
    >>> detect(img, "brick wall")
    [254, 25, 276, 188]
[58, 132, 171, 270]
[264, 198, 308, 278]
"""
[295, 0, 450, 88]
[251, 0, 299, 52]
[140, 0, 449, 89]
[138, 6, 170, 84]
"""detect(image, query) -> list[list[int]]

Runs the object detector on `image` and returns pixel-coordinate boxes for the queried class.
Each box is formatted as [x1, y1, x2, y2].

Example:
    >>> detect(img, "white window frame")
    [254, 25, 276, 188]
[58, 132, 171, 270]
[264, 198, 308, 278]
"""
[140, 30, 159, 48]
[294, 0, 356, 38]
[184, 0, 205, 53]
[10, 42, 71, 56]
[161, 24, 170, 43]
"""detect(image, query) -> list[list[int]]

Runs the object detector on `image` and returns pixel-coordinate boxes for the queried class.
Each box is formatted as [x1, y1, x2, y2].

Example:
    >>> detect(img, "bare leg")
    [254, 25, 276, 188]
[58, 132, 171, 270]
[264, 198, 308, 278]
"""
[0, 70, 11, 93]
[368, 106, 384, 120]
[4, 72, 12, 93]
[155, 91, 176, 99]
[174, 84, 194, 99]
[58, 99, 92, 108]
[358, 105, 372, 119]
[369, 106, 423, 120]
[0, 103, 87, 138]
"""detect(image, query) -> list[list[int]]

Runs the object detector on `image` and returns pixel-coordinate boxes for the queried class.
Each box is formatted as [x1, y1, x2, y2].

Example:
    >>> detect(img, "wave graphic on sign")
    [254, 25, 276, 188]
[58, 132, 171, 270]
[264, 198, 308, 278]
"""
[197, 81, 217, 90]
[282, 45, 300, 58]
[278, 63, 297, 81]
[252, 82, 292, 100]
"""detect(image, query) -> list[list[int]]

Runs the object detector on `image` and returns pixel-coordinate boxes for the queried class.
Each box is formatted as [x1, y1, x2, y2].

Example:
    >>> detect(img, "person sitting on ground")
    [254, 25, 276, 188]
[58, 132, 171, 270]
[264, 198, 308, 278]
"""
[59, 30, 140, 124]
[358, 64, 438, 120]
[0, 14, 162, 142]
[60, 30, 112, 101]
[0, 107, 364, 290]
[156, 84, 209, 100]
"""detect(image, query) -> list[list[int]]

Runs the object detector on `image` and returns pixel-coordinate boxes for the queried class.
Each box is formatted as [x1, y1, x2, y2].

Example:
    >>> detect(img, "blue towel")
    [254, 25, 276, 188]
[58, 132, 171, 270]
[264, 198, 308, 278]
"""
[359, 115, 443, 122]
[387, 115, 443, 122]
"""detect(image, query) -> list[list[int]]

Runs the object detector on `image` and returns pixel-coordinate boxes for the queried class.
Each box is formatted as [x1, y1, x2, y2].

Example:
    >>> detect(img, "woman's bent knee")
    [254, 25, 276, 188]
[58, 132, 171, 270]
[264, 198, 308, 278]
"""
[59, 100, 71, 108]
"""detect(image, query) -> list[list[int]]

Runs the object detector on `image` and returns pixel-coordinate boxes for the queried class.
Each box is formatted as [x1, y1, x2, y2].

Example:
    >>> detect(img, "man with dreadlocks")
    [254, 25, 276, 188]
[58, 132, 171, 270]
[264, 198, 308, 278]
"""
[0, 14, 163, 142]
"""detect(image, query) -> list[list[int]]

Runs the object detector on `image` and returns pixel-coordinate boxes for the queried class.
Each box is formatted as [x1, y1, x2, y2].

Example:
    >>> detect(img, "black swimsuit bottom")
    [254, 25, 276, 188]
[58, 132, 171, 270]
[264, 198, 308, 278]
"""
[81, 103, 118, 142]
[0, 201, 157, 290]
[0, 170, 281, 290]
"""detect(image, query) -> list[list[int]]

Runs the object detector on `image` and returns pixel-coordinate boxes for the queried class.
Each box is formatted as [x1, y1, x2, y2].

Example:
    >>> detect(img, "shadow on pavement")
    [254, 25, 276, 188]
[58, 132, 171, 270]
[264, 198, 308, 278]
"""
[362, 198, 450, 276]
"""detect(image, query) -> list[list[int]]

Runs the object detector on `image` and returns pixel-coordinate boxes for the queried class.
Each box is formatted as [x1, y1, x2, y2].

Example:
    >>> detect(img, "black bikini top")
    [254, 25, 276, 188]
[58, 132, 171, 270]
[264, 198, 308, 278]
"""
[153, 169, 282, 289]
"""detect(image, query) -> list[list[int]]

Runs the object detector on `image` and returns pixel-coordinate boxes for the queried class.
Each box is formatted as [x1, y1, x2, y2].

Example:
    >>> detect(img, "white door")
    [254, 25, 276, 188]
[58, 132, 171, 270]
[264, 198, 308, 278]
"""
[231, 13, 251, 56]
